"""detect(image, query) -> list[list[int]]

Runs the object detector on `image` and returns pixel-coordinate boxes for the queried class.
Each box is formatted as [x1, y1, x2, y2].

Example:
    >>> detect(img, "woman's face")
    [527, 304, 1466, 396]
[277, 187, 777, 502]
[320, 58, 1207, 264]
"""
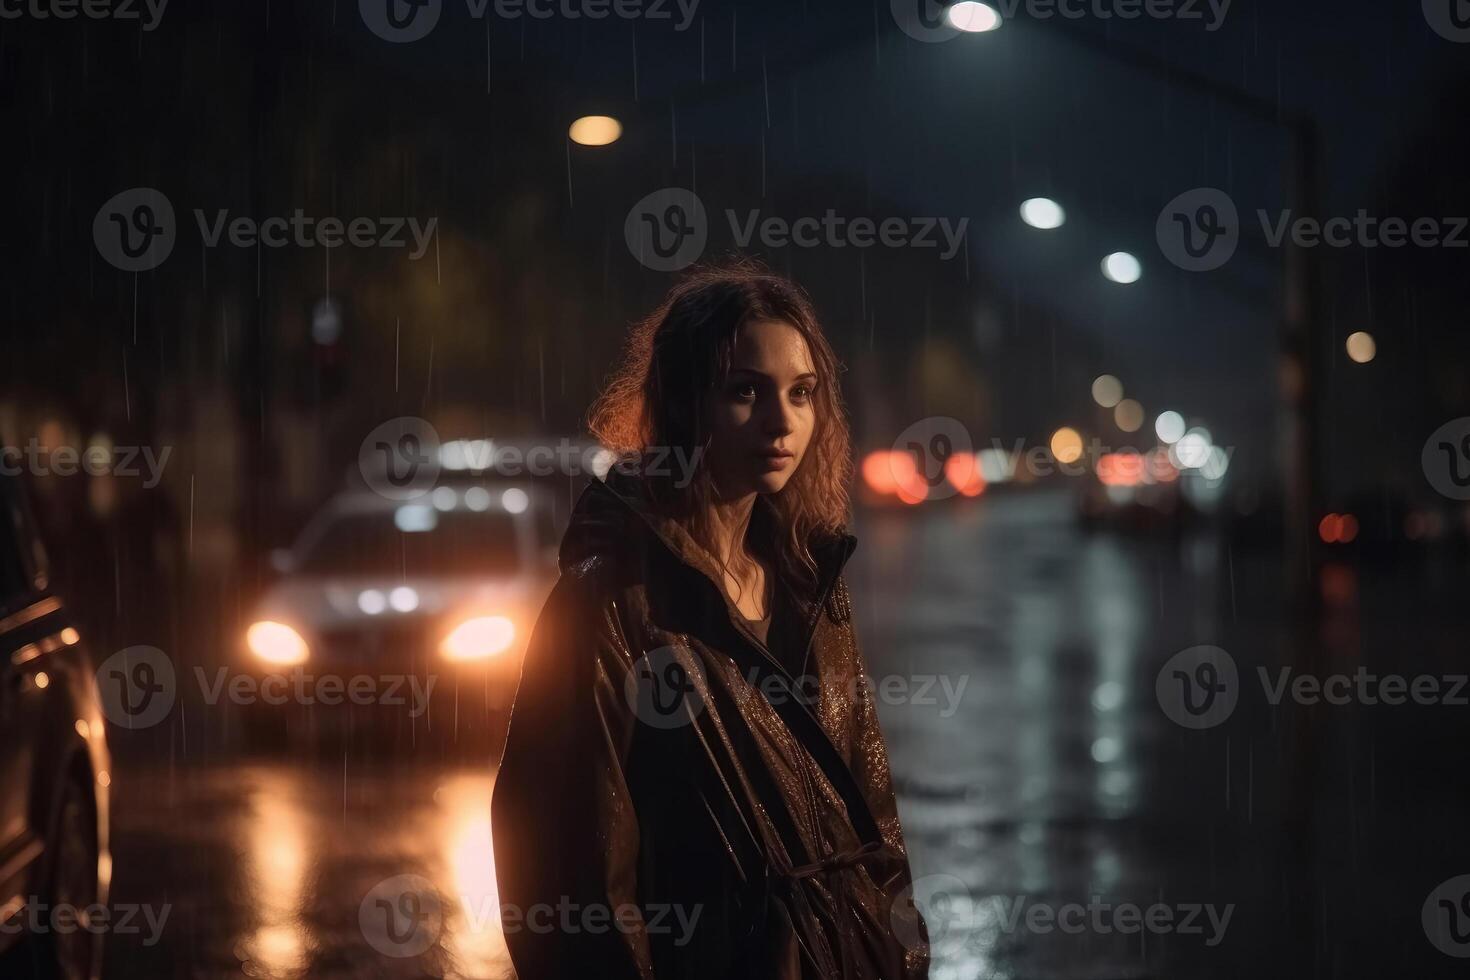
[706, 318, 818, 498]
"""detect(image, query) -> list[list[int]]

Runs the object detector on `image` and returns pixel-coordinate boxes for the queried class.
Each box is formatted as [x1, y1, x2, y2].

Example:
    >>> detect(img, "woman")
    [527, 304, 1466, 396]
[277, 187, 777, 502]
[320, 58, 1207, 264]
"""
[491, 260, 930, 979]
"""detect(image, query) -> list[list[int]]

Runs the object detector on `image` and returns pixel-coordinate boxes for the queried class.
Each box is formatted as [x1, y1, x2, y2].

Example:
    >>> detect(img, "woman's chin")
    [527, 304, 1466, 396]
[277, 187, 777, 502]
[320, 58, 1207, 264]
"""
[753, 470, 793, 494]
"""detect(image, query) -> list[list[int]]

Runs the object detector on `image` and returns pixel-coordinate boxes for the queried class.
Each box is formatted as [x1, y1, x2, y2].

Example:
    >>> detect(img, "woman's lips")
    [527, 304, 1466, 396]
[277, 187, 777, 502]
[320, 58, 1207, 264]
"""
[757, 451, 794, 471]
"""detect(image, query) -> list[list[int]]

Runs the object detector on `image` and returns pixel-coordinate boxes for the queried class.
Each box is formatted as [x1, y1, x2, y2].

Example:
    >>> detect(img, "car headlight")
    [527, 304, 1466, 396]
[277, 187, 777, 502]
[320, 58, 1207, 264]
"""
[246, 621, 310, 666]
[440, 616, 515, 662]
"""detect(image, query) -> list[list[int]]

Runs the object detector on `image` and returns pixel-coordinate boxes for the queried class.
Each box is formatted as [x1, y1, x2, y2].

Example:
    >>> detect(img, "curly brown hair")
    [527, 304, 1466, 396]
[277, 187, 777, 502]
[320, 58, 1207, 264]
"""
[588, 258, 853, 593]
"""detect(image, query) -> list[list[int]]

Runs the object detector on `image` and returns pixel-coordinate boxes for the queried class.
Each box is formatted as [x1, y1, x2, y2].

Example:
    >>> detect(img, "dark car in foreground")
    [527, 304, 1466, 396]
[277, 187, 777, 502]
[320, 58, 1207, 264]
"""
[0, 466, 111, 980]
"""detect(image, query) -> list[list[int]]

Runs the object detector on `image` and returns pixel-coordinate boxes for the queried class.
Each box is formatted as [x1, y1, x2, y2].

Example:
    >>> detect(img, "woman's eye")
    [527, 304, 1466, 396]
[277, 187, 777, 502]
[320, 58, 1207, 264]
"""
[733, 383, 757, 400]
[790, 384, 813, 401]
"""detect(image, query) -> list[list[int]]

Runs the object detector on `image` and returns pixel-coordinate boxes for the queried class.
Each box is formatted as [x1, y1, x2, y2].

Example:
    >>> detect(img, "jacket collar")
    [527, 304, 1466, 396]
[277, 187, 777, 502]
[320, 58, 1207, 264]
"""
[560, 462, 857, 611]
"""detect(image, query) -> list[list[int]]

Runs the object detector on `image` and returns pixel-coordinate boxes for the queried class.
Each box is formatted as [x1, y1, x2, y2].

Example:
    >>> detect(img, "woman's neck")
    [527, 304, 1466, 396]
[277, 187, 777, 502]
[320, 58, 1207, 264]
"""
[705, 490, 758, 570]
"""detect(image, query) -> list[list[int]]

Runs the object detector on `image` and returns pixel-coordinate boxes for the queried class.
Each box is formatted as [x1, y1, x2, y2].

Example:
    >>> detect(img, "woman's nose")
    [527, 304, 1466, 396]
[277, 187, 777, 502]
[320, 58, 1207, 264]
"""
[762, 402, 796, 436]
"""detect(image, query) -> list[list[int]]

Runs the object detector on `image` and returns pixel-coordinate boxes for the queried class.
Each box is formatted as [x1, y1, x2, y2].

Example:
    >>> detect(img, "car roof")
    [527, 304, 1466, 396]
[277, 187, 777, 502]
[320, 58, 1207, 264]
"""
[321, 483, 548, 518]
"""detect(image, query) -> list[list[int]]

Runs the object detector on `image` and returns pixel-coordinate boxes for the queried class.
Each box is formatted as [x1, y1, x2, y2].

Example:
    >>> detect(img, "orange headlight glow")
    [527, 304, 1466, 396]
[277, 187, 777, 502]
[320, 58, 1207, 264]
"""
[441, 616, 516, 662]
[246, 621, 310, 666]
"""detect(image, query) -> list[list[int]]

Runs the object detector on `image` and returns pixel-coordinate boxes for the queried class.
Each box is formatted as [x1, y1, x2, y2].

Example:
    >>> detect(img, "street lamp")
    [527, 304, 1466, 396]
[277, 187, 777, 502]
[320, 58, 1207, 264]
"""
[1101, 251, 1142, 284]
[947, 2, 1002, 32]
[1020, 197, 1066, 229]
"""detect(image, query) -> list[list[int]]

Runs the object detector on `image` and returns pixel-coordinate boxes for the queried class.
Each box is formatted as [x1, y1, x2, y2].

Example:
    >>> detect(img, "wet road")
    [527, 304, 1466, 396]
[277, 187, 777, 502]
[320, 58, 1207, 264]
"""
[69, 489, 1470, 977]
[104, 760, 509, 979]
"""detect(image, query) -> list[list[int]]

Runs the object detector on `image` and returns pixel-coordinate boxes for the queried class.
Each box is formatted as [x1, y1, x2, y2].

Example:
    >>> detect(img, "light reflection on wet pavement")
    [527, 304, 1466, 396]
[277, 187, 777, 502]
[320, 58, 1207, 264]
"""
[105, 762, 510, 979]
[855, 491, 1246, 979]
[85, 489, 1470, 977]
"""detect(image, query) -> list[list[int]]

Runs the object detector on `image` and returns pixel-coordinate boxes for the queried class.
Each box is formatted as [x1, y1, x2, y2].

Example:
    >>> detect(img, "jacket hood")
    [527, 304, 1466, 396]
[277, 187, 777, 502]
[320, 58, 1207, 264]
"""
[559, 463, 856, 599]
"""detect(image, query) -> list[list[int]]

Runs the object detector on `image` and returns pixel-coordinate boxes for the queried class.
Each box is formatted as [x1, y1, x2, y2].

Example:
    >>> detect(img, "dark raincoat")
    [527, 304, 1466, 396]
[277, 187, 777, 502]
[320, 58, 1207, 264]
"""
[491, 466, 930, 979]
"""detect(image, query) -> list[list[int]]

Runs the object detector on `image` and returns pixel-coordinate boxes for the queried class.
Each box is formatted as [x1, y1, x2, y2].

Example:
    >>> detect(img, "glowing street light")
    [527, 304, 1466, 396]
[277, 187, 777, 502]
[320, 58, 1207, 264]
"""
[1050, 426, 1084, 464]
[1154, 410, 1186, 444]
[1091, 374, 1123, 408]
[568, 115, 622, 146]
[1020, 198, 1066, 230]
[1345, 331, 1376, 364]
[1114, 399, 1144, 432]
[947, 2, 1002, 32]
[1101, 252, 1142, 284]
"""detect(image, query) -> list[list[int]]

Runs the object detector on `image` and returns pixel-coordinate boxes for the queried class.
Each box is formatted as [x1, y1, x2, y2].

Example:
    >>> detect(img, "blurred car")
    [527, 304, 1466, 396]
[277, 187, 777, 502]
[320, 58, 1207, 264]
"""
[238, 480, 559, 749]
[0, 465, 110, 980]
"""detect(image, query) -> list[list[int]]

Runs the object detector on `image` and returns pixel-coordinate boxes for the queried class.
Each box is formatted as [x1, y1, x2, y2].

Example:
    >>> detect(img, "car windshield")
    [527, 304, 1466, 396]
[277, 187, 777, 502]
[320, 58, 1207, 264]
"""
[296, 506, 523, 577]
